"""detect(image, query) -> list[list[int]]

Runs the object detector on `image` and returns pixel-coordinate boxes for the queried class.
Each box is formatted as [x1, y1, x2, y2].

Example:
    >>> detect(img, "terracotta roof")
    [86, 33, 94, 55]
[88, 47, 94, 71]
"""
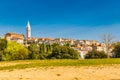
[5, 32, 24, 40]
[27, 37, 37, 41]
[38, 38, 44, 41]
[44, 38, 53, 41]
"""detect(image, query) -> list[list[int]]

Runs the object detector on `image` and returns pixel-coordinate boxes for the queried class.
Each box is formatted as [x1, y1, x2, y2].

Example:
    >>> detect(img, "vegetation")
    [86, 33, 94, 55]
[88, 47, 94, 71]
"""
[0, 39, 80, 61]
[28, 43, 80, 60]
[0, 39, 7, 61]
[112, 42, 120, 58]
[0, 59, 120, 70]
[1, 38, 120, 61]
[101, 34, 114, 58]
[3, 41, 28, 60]
[85, 42, 120, 59]
[85, 50, 107, 59]
[50, 45, 79, 59]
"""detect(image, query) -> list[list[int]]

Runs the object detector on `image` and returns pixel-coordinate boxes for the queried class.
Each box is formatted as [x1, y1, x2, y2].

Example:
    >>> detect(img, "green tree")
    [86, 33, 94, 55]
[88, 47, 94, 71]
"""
[28, 43, 40, 59]
[51, 45, 80, 59]
[0, 39, 7, 61]
[46, 44, 52, 52]
[51, 46, 62, 59]
[85, 50, 107, 59]
[68, 48, 79, 59]
[39, 43, 46, 53]
[4, 41, 28, 60]
[112, 42, 120, 58]
[52, 43, 60, 48]
[63, 43, 71, 47]
[0, 39, 7, 51]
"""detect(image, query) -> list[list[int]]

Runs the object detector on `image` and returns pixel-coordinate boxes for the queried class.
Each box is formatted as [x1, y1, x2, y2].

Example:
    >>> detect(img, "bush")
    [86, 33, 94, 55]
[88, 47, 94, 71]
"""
[4, 41, 29, 60]
[14, 48, 28, 60]
[62, 54, 71, 59]
[112, 42, 120, 58]
[85, 50, 107, 59]
[0, 51, 3, 61]
[50, 45, 80, 59]
[28, 43, 40, 59]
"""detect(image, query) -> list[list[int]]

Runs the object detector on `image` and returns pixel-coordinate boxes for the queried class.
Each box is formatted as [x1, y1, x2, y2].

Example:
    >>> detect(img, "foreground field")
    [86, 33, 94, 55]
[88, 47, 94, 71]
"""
[0, 59, 120, 80]
[0, 59, 120, 70]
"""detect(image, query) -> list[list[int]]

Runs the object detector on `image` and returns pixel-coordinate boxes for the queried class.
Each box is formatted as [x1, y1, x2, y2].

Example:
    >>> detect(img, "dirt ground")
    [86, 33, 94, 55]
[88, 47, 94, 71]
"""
[0, 65, 120, 80]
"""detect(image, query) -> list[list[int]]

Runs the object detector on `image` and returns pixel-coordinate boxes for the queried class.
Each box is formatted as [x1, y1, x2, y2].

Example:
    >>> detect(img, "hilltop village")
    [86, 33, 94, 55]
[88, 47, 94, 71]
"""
[3, 22, 108, 56]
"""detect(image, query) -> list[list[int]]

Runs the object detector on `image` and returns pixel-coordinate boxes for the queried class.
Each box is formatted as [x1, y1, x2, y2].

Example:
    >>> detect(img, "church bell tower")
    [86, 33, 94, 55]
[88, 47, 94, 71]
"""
[26, 21, 31, 39]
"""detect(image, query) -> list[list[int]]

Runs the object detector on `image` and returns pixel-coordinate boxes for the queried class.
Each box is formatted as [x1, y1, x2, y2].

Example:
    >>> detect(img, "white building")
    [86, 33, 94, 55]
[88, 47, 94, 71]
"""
[5, 32, 25, 44]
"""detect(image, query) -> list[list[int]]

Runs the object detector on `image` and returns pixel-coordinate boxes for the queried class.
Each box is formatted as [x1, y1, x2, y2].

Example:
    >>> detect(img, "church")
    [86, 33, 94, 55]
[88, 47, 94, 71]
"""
[5, 21, 32, 44]
[5, 21, 53, 45]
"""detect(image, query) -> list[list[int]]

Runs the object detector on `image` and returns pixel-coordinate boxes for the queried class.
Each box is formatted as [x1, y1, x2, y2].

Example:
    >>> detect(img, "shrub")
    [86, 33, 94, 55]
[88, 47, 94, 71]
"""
[50, 45, 80, 59]
[62, 54, 71, 59]
[4, 41, 29, 60]
[112, 42, 120, 58]
[85, 50, 107, 59]
[0, 51, 3, 61]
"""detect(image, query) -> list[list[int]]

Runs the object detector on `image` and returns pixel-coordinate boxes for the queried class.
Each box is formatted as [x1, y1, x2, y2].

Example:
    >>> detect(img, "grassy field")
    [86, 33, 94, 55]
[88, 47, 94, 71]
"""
[0, 58, 120, 70]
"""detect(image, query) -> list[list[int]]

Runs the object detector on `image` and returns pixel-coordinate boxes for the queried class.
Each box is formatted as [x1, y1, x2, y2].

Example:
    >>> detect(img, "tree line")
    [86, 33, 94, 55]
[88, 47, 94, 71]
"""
[85, 42, 120, 59]
[0, 39, 80, 61]
[0, 38, 120, 61]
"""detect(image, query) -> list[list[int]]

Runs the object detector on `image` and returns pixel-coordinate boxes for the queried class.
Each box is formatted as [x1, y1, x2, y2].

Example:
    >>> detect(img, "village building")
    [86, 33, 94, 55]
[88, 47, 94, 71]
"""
[3, 21, 111, 57]
[5, 32, 25, 44]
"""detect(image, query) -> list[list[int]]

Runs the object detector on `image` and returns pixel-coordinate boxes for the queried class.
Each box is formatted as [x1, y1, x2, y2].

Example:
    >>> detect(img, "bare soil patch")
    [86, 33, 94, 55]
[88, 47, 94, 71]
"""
[0, 65, 120, 80]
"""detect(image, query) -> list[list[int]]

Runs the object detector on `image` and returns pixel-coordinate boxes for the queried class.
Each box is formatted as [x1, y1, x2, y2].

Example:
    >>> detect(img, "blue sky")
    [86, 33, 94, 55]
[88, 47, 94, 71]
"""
[0, 0, 120, 41]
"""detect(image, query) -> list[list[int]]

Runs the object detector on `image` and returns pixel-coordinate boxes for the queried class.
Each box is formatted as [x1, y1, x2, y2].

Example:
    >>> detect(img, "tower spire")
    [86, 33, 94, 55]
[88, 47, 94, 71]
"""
[26, 21, 31, 39]
[27, 21, 30, 28]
